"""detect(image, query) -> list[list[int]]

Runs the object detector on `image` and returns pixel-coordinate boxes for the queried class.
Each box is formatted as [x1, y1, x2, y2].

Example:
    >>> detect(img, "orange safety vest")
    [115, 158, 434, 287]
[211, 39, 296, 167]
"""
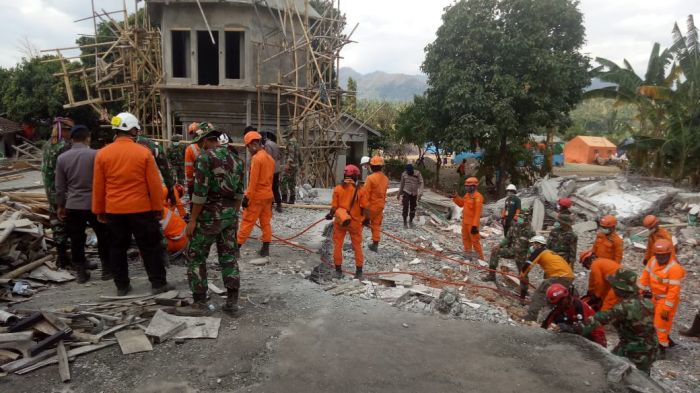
[160, 207, 188, 253]
[184, 143, 201, 185]
[639, 256, 685, 310]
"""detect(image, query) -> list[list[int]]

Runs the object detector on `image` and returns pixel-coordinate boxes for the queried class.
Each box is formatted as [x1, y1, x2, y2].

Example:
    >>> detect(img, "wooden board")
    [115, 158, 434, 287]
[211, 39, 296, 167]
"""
[56, 341, 70, 382]
[144, 310, 187, 343]
[0, 331, 34, 343]
[114, 329, 153, 355]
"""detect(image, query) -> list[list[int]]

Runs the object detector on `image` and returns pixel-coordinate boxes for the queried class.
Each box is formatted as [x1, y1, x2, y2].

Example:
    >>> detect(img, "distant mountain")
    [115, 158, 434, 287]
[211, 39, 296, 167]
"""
[585, 78, 616, 92]
[339, 67, 427, 102]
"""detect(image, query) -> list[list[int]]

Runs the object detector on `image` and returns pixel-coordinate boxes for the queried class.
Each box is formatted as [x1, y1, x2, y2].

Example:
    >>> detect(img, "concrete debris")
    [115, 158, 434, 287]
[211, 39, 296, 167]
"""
[572, 220, 598, 234]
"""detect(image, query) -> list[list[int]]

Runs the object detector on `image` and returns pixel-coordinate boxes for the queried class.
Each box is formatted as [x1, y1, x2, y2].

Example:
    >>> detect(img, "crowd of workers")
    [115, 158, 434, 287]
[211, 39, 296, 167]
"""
[41, 113, 698, 374]
[452, 176, 698, 374]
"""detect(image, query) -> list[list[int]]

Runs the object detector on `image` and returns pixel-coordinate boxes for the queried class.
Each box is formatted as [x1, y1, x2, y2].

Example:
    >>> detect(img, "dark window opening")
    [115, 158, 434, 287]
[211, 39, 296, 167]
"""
[225, 31, 244, 79]
[197, 30, 219, 85]
[171, 31, 190, 78]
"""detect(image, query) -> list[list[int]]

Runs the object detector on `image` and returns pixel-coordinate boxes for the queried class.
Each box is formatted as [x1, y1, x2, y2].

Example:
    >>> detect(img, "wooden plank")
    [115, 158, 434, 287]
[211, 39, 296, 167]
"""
[14, 342, 115, 375]
[0, 349, 20, 361]
[145, 310, 187, 343]
[0, 331, 34, 343]
[32, 320, 59, 336]
[0, 255, 53, 279]
[0, 349, 56, 373]
[114, 329, 152, 355]
[56, 341, 70, 382]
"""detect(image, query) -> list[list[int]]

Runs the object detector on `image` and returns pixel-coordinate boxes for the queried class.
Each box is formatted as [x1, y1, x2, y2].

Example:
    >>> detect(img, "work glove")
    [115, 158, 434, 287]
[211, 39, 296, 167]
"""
[470, 226, 479, 235]
[642, 290, 652, 299]
[557, 323, 575, 334]
[325, 213, 334, 221]
[642, 258, 648, 266]
[166, 187, 177, 205]
[660, 310, 670, 321]
[363, 218, 371, 227]
[241, 196, 249, 209]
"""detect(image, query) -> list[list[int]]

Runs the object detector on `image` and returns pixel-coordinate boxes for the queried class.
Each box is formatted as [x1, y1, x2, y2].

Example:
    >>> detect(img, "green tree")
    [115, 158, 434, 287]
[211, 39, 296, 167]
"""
[422, 0, 590, 196]
[343, 77, 358, 113]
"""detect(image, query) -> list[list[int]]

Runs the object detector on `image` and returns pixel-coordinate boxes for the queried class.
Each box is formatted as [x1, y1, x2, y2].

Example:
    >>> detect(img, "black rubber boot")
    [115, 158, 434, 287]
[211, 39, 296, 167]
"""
[223, 289, 239, 315]
[177, 294, 211, 316]
[276, 203, 283, 213]
[681, 313, 700, 337]
[151, 282, 175, 295]
[259, 242, 270, 257]
[403, 217, 408, 228]
[354, 267, 363, 280]
[368, 241, 379, 252]
[56, 244, 70, 269]
[85, 260, 98, 270]
[117, 284, 133, 297]
[76, 266, 90, 284]
[100, 259, 113, 281]
[335, 266, 343, 279]
[482, 271, 496, 282]
[289, 194, 295, 205]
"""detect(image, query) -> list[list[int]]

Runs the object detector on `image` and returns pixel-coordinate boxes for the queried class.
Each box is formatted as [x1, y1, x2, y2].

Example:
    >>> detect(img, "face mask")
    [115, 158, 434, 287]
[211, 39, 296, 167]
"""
[601, 228, 611, 235]
[528, 246, 535, 254]
[466, 186, 476, 193]
[553, 222, 560, 229]
[517, 218, 524, 225]
[556, 204, 561, 211]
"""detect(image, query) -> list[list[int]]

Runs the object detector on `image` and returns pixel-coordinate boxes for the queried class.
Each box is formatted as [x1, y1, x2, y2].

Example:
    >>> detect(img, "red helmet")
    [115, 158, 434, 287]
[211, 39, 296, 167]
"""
[546, 284, 569, 304]
[558, 197, 572, 208]
[344, 164, 361, 178]
[642, 215, 659, 229]
[653, 239, 673, 255]
[600, 215, 617, 228]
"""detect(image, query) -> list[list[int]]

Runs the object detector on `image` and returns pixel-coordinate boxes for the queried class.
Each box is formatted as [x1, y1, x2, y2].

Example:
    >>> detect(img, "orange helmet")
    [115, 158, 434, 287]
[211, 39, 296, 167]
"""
[244, 131, 263, 146]
[642, 215, 659, 229]
[465, 177, 479, 186]
[579, 250, 595, 266]
[369, 156, 385, 166]
[599, 215, 617, 228]
[653, 239, 673, 255]
[187, 122, 200, 134]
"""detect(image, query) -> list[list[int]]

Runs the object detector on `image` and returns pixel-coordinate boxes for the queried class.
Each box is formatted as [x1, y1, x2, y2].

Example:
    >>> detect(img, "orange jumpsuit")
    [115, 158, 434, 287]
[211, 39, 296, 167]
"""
[639, 256, 685, 347]
[364, 172, 389, 242]
[237, 149, 275, 245]
[332, 182, 369, 268]
[184, 143, 201, 188]
[588, 257, 620, 311]
[160, 207, 188, 253]
[592, 232, 623, 264]
[453, 191, 484, 258]
[644, 227, 675, 263]
[162, 186, 185, 217]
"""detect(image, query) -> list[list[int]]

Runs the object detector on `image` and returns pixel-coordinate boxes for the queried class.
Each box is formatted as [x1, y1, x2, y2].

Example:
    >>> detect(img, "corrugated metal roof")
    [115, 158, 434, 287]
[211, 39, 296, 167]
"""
[147, 0, 321, 19]
[0, 117, 21, 136]
[575, 136, 616, 148]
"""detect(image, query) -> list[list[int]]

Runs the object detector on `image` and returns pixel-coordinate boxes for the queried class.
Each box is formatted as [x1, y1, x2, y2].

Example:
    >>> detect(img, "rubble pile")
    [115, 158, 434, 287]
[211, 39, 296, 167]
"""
[0, 290, 221, 380]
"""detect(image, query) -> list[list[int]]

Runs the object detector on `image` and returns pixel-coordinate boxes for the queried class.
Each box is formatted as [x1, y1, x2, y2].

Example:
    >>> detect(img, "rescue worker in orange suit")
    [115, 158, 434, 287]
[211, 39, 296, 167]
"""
[452, 177, 484, 260]
[185, 122, 205, 204]
[236, 131, 275, 257]
[639, 239, 686, 354]
[642, 215, 675, 265]
[590, 214, 623, 264]
[541, 283, 607, 347]
[364, 156, 389, 252]
[160, 185, 188, 256]
[579, 250, 620, 312]
[326, 165, 369, 280]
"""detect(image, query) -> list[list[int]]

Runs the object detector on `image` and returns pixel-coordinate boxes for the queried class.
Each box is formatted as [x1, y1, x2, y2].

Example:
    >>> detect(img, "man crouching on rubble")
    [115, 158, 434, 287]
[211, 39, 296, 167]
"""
[541, 283, 606, 347]
[519, 236, 575, 321]
[326, 165, 369, 280]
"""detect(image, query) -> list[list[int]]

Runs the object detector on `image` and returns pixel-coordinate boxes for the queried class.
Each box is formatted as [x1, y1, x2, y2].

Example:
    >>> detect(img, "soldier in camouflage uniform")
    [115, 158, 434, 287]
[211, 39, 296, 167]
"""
[546, 213, 578, 270]
[484, 208, 535, 281]
[41, 118, 74, 267]
[184, 129, 244, 315]
[280, 158, 297, 204]
[579, 269, 658, 375]
[166, 134, 187, 185]
[136, 133, 176, 203]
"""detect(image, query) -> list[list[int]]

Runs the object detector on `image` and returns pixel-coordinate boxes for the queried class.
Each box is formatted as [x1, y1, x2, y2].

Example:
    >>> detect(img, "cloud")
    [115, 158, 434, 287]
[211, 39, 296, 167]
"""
[0, 0, 697, 77]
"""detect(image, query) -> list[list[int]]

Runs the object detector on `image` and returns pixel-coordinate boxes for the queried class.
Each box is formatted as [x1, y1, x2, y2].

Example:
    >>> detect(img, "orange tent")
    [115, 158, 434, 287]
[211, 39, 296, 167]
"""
[564, 136, 617, 164]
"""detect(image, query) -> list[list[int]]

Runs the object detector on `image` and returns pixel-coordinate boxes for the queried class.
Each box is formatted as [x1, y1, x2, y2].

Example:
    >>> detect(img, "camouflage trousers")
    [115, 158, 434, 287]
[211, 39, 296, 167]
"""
[48, 201, 68, 246]
[613, 341, 658, 375]
[171, 167, 186, 186]
[185, 224, 240, 296]
[280, 173, 296, 202]
[488, 245, 527, 272]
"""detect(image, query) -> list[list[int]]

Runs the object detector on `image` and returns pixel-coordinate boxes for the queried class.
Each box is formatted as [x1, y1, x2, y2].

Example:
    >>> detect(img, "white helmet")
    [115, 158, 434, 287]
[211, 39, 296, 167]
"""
[506, 184, 517, 192]
[218, 133, 230, 144]
[529, 235, 547, 245]
[360, 156, 370, 165]
[111, 112, 140, 131]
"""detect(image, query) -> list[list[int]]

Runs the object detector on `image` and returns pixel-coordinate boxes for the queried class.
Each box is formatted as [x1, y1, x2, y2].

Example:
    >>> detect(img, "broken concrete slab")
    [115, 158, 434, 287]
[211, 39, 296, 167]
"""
[531, 199, 545, 232]
[572, 221, 598, 235]
[674, 192, 700, 205]
[377, 273, 413, 287]
[249, 257, 270, 266]
[28, 266, 75, 283]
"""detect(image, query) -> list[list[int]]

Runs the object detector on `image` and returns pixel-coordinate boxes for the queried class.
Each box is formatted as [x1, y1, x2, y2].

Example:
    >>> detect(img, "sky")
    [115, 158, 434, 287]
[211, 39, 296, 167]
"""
[0, 0, 698, 76]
